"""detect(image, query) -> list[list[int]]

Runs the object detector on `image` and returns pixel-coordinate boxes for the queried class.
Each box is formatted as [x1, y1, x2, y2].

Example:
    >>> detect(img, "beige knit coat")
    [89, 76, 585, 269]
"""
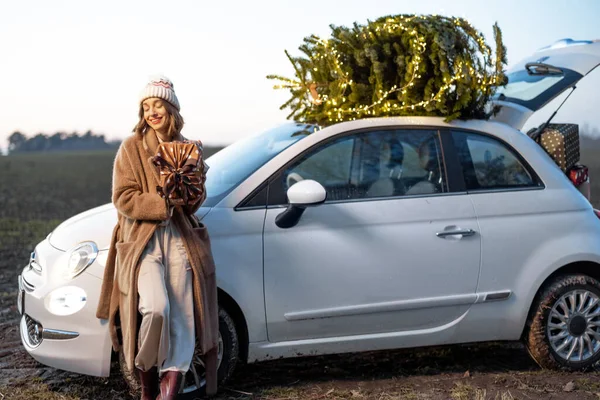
[95, 128, 219, 396]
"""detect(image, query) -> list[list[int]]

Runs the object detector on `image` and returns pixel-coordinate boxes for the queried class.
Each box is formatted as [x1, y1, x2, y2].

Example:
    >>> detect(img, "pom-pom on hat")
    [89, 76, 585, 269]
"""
[139, 75, 180, 110]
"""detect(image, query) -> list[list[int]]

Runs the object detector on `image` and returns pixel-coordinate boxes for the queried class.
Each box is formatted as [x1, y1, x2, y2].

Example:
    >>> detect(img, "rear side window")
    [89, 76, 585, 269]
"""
[452, 131, 540, 191]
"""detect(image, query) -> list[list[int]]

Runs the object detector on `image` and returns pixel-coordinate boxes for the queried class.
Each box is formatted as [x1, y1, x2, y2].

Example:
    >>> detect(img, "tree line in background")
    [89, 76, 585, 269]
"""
[578, 123, 600, 151]
[6, 131, 121, 154]
[581, 123, 600, 138]
[5, 122, 600, 156]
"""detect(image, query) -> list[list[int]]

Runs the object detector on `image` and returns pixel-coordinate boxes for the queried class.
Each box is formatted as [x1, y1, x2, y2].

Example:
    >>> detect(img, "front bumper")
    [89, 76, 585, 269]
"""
[18, 238, 113, 377]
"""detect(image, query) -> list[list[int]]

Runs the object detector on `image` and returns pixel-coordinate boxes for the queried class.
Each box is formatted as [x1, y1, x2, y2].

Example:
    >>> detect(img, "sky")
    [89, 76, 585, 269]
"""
[1, 0, 600, 149]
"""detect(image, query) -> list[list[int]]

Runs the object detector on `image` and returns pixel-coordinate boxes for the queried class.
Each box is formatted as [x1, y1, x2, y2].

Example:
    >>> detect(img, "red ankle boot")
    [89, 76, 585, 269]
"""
[157, 371, 183, 400]
[136, 367, 158, 400]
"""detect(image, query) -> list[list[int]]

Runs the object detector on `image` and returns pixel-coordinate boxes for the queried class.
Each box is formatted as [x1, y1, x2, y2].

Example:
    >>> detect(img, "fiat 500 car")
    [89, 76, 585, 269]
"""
[17, 39, 600, 397]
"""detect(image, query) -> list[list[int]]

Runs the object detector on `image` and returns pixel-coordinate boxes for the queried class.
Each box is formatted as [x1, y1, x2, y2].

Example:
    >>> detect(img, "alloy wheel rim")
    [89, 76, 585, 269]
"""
[182, 333, 224, 393]
[547, 289, 600, 363]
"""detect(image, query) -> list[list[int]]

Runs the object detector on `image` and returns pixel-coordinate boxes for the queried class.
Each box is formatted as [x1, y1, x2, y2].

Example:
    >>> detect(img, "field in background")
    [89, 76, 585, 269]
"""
[2, 143, 600, 399]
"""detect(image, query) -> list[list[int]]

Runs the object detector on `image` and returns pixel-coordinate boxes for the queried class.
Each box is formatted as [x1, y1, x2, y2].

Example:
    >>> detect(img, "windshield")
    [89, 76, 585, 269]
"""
[493, 66, 582, 111]
[202, 122, 318, 207]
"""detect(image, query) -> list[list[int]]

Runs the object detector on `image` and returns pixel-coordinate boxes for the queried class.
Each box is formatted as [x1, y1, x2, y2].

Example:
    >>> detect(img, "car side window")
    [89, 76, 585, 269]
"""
[275, 129, 448, 205]
[282, 136, 356, 201]
[357, 130, 447, 199]
[452, 130, 538, 190]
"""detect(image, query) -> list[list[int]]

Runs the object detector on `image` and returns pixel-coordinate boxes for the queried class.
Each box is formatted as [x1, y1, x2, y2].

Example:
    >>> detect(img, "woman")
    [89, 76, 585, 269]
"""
[96, 76, 219, 399]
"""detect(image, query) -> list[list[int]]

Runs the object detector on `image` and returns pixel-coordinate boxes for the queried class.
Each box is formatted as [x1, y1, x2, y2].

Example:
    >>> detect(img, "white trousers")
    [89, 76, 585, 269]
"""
[134, 220, 195, 375]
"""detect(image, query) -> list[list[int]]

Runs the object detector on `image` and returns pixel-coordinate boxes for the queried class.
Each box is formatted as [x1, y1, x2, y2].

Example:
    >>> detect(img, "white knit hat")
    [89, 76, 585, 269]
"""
[139, 75, 180, 110]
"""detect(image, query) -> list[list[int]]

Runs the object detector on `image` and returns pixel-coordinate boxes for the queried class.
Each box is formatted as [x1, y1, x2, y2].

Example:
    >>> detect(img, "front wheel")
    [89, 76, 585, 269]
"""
[525, 274, 600, 370]
[120, 306, 240, 399]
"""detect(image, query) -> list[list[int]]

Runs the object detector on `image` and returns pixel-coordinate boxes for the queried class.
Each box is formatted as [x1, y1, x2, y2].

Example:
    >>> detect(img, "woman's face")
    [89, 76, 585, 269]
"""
[142, 98, 169, 134]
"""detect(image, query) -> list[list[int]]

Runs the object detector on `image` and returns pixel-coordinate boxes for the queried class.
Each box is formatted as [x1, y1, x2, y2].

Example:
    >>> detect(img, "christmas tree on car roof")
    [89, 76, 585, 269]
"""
[267, 14, 508, 125]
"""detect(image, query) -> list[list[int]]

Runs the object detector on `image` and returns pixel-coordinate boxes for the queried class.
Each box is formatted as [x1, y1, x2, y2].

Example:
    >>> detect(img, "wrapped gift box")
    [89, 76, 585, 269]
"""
[150, 139, 209, 207]
[537, 123, 580, 172]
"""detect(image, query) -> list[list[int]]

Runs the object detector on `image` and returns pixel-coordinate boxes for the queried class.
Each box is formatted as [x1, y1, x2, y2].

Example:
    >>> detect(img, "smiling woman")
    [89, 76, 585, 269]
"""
[96, 75, 219, 400]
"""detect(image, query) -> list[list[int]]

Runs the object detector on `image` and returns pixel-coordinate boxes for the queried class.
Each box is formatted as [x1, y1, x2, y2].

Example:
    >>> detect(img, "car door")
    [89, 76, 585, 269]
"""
[262, 127, 482, 343]
[450, 129, 548, 308]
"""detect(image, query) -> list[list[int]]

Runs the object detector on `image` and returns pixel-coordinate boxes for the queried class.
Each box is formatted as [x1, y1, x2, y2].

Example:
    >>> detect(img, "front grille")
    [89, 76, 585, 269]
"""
[24, 314, 43, 347]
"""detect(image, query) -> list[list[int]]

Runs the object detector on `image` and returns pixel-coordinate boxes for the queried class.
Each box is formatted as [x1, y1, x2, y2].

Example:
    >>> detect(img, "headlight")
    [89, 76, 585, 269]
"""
[45, 286, 87, 316]
[65, 242, 98, 279]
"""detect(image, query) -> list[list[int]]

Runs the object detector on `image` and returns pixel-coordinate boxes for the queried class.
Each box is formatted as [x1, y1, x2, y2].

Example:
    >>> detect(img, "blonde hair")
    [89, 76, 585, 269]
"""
[133, 100, 185, 139]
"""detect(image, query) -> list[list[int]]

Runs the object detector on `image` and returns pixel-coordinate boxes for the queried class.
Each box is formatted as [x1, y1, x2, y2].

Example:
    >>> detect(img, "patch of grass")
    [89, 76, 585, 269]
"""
[492, 375, 507, 385]
[396, 387, 420, 400]
[450, 382, 488, 400]
[494, 391, 515, 400]
[451, 382, 474, 400]
[376, 388, 420, 400]
[0, 383, 82, 400]
[0, 218, 62, 271]
[0, 151, 116, 221]
[576, 377, 600, 392]
[259, 385, 305, 398]
[247, 386, 423, 400]
[0, 147, 224, 222]
[450, 385, 493, 400]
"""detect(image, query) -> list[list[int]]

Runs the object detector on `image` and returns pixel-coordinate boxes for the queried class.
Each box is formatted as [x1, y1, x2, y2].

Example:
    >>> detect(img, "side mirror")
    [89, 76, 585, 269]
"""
[287, 179, 326, 206]
[275, 180, 326, 229]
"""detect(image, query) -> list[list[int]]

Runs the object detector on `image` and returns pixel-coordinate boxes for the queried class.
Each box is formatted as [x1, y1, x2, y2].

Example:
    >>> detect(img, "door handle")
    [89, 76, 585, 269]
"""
[436, 229, 476, 238]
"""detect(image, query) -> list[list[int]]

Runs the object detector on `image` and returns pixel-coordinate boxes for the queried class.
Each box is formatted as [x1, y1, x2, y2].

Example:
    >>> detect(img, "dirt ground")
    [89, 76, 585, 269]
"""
[2, 264, 600, 400]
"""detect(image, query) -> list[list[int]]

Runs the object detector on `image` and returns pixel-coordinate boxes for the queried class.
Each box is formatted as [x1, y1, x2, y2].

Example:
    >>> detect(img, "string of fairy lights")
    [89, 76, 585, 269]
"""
[271, 15, 504, 123]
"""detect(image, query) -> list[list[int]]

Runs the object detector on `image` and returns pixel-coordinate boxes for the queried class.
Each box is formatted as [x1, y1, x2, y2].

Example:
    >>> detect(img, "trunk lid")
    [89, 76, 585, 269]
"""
[491, 39, 600, 130]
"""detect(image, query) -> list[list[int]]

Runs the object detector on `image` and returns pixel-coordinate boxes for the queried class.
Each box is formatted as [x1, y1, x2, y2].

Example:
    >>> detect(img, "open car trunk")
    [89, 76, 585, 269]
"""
[490, 38, 600, 202]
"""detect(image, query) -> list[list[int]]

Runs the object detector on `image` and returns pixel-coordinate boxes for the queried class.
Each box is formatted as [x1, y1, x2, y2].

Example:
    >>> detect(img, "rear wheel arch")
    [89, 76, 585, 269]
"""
[523, 271, 600, 370]
[522, 260, 600, 339]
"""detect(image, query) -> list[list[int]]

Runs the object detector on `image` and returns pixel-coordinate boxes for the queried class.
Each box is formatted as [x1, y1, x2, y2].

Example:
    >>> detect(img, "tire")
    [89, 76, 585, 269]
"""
[119, 306, 240, 399]
[524, 274, 600, 370]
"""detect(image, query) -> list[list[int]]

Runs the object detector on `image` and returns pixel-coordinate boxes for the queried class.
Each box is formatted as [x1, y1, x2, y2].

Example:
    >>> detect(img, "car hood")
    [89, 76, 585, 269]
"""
[48, 203, 212, 251]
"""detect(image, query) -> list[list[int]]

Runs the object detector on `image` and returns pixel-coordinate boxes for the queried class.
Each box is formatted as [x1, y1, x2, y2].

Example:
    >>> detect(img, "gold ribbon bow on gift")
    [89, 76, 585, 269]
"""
[150, 140, 207, 208]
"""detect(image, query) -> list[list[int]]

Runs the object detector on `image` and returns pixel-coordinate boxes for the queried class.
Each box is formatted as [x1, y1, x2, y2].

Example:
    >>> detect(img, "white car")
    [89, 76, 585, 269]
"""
[17, 38, 600, 398]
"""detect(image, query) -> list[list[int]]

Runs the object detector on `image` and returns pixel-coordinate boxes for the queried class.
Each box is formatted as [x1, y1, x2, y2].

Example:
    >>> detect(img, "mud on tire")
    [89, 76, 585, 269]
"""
[119, 306, 239, 398]
[525, 274, 600, 371]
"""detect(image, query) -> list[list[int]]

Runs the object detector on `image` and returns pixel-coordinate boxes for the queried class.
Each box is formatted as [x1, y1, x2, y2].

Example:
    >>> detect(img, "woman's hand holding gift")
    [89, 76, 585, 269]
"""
[151, 140, 207, 219]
